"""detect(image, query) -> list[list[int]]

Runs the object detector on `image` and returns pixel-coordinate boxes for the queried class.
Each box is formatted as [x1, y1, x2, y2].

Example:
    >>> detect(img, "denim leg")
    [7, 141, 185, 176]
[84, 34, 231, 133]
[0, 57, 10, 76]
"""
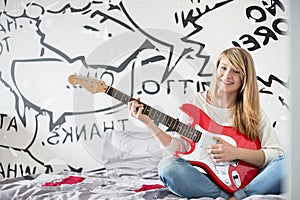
[157, 156, 229, 199]
[234, 154, 286, 200]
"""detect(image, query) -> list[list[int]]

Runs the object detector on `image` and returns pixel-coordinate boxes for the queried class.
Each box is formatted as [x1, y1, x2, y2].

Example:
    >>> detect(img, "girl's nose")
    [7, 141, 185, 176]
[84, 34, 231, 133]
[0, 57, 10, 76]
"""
[223, 69, 232, 78]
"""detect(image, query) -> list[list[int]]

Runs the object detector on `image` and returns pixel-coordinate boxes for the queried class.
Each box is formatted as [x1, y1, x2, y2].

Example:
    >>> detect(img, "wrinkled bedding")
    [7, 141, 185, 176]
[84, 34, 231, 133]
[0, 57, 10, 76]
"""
[0, 130, 287, 200]
[0, 168, 165, 200]
[0, 168, 200, 200]
[0, 168, 287, 200]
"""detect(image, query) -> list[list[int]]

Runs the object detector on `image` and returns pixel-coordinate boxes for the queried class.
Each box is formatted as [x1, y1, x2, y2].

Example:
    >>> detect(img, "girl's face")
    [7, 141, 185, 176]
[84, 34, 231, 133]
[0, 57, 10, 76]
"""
[216, 57, 242, 95]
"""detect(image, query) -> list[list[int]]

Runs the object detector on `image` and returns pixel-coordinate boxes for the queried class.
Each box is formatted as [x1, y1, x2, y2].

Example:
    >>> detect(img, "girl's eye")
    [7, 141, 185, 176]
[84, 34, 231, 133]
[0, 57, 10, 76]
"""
[234, 70, 240, 74]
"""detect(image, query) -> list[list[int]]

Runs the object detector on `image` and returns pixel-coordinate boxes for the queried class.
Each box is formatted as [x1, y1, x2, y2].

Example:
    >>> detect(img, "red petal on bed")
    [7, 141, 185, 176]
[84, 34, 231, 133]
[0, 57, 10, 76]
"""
[134, 184, 166, 192]
[42, 176, 85, 187]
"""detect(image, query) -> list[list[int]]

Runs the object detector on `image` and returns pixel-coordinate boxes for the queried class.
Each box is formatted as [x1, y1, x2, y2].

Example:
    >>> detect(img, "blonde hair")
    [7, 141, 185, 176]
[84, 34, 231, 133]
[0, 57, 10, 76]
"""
[209, 47, 261, 140]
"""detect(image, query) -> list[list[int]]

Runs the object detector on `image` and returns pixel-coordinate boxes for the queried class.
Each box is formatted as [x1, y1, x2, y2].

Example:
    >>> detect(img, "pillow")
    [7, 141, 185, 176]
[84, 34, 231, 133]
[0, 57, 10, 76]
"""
[98, 130, 165, 171]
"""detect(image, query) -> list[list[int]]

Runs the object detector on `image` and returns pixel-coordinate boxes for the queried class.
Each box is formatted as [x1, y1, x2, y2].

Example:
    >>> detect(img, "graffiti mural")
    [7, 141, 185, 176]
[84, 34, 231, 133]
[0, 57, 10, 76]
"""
[0, 0, 289, 179]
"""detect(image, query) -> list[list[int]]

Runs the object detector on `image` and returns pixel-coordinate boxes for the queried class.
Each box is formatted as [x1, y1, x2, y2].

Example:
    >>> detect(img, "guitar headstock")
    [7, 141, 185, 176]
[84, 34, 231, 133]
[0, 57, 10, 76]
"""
[68, 74, 108, 94]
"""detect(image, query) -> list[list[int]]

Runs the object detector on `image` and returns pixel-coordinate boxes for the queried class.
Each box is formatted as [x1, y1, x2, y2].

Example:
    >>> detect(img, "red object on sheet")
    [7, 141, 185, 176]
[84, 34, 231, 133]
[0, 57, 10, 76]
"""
[42, 176, 85, 187]
[134, 184, 166, 192]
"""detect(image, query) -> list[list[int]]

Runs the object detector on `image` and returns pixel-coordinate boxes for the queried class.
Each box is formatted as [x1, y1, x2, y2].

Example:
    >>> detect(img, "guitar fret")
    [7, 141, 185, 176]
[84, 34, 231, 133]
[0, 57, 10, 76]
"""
[161, 114, 167, 125]
[177, 122, 183, 133]
[152, 109, 158, 119]
[182, 124, 188, 136]
[165, 116, 173, 128]
[142, 105, 151, 115]
[173, 120, 180, 132]
[183, 125, 190, 138]
[190, 129, 197, 141]
[107, 87, 116, 97]
[121, 95, 130, 104]
[167, 117, 175, 131]
[194, 130, 202, 142]
[105, 86, 112, 95]
[183, 125, 191, 138]
[119, 93, 130, 104]
[148, 107, 156, 120]
[106, 86, 131, 104]
[179, 124, 185, 135]
[191, 128, 197, 140]
[157, 110, 164, 123]
[156, 111, 162, 122]
[149, 108, 162, 123]
[163, 116, 174, 131]
[189, 126, 196, 139]
[112, 90, 119, 100]
[171, 119, 178, 131]
[115, 91, 123, 101]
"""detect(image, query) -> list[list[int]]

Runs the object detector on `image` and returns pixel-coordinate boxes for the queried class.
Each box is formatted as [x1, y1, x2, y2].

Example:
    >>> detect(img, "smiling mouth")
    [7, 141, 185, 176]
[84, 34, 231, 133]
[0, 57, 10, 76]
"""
[221, 79, 233, 85]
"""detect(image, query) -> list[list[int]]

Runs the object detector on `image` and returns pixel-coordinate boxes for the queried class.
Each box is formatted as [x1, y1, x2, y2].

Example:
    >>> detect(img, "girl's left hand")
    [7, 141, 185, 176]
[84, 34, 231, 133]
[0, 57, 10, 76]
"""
[206, 136, 238, 162]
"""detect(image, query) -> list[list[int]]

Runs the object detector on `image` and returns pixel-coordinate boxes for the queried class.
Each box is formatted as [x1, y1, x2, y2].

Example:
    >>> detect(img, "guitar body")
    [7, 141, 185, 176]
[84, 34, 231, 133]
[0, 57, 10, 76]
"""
[176, 104, 261, 194]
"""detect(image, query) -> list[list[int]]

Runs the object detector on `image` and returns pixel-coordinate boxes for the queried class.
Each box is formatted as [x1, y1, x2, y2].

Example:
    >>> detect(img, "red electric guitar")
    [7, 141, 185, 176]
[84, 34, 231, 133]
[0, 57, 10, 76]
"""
[68, 74, 261, 194]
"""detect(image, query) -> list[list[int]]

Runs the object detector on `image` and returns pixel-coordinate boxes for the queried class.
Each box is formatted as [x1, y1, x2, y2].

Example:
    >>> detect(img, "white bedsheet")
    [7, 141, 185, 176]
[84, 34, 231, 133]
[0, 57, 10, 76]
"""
[0, 169, 287, 200]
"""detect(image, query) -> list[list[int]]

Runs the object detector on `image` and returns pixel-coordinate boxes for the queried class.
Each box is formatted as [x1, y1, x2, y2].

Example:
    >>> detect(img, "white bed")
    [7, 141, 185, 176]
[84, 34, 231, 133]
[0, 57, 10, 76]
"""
[0, 130, 287, 200]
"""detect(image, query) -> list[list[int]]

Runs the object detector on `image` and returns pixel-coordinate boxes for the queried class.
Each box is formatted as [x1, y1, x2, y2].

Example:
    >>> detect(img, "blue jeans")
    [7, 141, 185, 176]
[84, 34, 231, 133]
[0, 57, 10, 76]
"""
[158, 155, 286, 199]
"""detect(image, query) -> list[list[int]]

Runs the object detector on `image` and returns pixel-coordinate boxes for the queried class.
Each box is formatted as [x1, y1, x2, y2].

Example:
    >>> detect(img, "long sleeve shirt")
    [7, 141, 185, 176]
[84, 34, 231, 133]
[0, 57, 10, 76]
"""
[162, 91, 284, 167]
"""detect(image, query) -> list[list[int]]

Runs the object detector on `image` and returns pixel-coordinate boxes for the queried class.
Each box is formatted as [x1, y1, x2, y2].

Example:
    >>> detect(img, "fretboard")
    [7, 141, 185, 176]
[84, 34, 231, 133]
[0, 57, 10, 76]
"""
[105, 86, 202, 142]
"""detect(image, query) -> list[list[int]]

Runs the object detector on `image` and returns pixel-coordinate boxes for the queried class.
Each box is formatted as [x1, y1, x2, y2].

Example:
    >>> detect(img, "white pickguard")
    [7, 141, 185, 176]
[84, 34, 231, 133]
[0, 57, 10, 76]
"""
[178, 124, 241, 188]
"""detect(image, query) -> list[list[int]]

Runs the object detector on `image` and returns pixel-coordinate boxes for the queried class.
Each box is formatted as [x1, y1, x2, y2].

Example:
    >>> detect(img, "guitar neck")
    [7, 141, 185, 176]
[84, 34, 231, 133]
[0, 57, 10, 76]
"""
[105, 86, 202, 142]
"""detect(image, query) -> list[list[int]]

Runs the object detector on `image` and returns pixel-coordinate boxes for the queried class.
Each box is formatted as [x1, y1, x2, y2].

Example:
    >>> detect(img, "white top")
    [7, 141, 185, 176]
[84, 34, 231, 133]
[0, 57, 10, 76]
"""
[162, 91, 284, 167]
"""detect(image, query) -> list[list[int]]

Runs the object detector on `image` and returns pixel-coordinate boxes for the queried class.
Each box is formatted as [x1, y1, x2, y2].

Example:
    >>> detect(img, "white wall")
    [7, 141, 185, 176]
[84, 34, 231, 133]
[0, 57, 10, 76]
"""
[289, 0, 300, 198]
[0, 0, 290, 180]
